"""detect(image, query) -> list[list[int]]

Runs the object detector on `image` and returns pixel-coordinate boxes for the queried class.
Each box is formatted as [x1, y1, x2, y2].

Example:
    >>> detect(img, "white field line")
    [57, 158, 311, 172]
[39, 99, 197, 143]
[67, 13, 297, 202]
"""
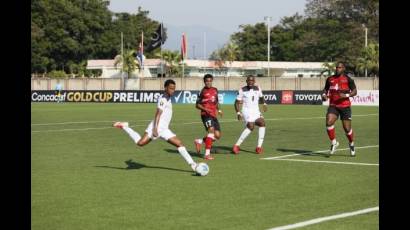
[261, 145, 379, 160]
[31, 113, 378, 126]
[31, 124, 148, 133]
[31, 119, 152, 126]
[31, 114, 378, 133]
[271, 158, 379, 166]
[267, 206, 379, 230]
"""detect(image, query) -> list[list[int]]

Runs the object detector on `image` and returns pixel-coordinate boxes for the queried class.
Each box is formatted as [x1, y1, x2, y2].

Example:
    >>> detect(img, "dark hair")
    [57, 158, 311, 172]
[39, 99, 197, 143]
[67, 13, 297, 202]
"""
[336, 62, 345, 67]
[164, 79, 176, 87]
[203, 74, 213, 82]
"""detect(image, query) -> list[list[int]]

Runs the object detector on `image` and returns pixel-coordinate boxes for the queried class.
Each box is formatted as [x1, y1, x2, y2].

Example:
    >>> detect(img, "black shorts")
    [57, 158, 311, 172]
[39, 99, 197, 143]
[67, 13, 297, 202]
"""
[327, 106, 352, 120]
[201, 115, 221, 131]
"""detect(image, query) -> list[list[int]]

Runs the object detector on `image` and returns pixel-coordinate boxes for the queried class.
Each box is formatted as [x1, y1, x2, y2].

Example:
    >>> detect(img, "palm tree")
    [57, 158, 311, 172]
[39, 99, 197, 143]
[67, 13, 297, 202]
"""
[210, 42, 239, 76]
[321, 62, 336, 77]
[114, 49, 140, 78]
[355, 42, 379, 77]
[154, 49, 183, 77]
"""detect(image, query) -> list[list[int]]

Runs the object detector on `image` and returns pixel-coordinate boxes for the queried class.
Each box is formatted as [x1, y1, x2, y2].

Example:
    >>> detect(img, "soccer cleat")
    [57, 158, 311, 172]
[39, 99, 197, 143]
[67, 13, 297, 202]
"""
[349, 144, 355, 157]
[329, 141, 339, 155]
[255, 147, 263, 154]
[204, 154, 214, 160]
[190, 162, 198, 172]
[194, 139, 202, 155]
[232, 145, 240, 154]
[113, 121, 129, 129]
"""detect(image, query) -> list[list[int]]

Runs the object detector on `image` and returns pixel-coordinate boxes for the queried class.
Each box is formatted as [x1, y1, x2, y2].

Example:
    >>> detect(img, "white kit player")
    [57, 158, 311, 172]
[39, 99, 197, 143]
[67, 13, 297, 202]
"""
[113, 79, 199, 173]
[232, 76, 267, 154]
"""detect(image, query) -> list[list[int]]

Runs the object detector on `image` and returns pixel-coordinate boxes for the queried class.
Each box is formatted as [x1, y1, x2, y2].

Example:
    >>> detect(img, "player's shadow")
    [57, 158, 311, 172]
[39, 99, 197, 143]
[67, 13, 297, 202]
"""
[163, 149, 203, 158]
[164, 146, 236, 155]
[276, 148, 330, 158]
[95, 159, 192, 173]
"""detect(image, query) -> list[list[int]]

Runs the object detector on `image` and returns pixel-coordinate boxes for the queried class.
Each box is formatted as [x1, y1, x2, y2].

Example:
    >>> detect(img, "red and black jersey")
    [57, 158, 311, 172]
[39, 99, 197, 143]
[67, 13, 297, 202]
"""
[324, 74, 356, 108]
[197, 87, 219, 117]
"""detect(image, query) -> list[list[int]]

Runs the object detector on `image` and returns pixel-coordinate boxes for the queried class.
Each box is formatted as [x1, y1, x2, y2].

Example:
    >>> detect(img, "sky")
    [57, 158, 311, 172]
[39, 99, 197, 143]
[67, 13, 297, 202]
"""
[107, 0, 308, 34]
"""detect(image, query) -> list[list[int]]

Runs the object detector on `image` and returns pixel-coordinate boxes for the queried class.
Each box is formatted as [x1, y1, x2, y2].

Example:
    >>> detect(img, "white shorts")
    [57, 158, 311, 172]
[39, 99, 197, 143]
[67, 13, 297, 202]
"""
[242, 110, 262, 123]
[145, 121, 176, 141]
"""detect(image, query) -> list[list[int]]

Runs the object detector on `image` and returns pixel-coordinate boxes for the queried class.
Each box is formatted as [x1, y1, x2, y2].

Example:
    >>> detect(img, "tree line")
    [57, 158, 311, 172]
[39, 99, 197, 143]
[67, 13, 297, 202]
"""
[32, 0, 378, 78]
[211, 0, 379, 77]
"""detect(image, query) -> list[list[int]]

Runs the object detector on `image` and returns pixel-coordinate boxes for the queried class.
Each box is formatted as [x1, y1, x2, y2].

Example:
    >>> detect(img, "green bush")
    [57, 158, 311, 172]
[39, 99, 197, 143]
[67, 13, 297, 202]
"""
[48, 70, 67, 78]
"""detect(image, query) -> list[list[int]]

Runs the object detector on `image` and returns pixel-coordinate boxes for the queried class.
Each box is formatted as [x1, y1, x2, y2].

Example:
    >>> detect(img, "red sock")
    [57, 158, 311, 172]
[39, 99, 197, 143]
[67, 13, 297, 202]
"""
[326, 125, 336, 141]
[205, 137, 213, 150]
[346, 129, 354, 143]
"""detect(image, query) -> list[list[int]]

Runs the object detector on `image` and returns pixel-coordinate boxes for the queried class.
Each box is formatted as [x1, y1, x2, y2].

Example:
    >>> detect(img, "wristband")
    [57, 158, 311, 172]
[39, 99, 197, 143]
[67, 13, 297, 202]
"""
[218, 110, 222, 113]
[345, 94, 350, 97]
[236, 112, 241, 115]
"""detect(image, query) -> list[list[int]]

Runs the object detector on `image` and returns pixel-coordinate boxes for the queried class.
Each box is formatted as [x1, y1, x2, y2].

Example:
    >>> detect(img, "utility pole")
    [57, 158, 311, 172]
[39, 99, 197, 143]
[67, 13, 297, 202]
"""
[264, 16, 272, 77]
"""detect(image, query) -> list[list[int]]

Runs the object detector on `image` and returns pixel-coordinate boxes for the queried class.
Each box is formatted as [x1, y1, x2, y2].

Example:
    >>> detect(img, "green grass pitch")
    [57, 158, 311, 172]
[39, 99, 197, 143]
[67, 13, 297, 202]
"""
[31, 103, 378, 230]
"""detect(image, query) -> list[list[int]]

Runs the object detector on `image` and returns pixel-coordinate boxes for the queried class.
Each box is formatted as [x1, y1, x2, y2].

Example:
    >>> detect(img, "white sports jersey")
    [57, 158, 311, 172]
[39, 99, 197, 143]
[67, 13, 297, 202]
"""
[236, 85, 263, 112]
[155, 94, 173, 129]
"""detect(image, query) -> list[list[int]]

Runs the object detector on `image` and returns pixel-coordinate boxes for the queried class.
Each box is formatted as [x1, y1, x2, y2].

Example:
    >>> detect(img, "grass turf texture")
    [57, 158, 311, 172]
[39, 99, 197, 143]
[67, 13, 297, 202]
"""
[32, 103, 378, 230]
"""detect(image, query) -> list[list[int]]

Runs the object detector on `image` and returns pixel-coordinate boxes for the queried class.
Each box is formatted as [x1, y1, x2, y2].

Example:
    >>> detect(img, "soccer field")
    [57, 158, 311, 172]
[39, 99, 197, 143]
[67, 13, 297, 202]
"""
[31, 103, 379, 230]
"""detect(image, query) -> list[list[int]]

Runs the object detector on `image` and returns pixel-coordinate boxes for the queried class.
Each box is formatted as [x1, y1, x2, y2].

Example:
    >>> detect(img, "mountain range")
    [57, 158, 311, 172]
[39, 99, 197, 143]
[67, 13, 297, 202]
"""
[161, 24, 231, 59]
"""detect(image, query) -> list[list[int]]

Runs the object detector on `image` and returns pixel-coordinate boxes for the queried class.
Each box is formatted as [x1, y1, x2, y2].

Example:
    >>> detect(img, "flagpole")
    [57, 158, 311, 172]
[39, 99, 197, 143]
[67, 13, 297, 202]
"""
[182, 33, 184, 78]
[141, 31, 144, 78]
[160, 22, 163, 78]
[121, 32, 124, 90]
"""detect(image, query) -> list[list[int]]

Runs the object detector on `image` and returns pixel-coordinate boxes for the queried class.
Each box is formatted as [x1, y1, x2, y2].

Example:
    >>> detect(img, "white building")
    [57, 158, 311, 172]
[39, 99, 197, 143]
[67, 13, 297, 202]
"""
[87, 59, 326, 78]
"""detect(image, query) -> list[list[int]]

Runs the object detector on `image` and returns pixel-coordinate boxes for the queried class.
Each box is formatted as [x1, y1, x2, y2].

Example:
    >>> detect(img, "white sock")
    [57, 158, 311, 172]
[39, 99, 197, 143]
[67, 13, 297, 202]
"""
[235, 128, 252, 146]
[257, 127, 265, 147]
[205, 149, 211, 156]
[195, 138, 203, 144]
[331, 139, 337, 145]
[177, 146, 195, 165]
[123, 126, 141, 143]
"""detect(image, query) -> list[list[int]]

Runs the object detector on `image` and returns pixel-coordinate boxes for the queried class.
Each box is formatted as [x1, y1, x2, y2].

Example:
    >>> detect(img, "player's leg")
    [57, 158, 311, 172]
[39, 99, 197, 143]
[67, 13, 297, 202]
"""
[233, 122, 254, 154]
[166, 134, 197, 171]
[326, 107, 339, 155]
[136, 133, 151, 146]
[255, 117, 266, 154]
[341, 107, 355, 156]
[113, 121, 142, 143]
[204, 126, 216, 160]
[194, 116, 211, 155]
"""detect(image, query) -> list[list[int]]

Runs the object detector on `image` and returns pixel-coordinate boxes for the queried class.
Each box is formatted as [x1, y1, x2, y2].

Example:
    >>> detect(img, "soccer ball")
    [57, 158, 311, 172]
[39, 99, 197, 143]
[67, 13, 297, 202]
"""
[195, 162, 209, 176]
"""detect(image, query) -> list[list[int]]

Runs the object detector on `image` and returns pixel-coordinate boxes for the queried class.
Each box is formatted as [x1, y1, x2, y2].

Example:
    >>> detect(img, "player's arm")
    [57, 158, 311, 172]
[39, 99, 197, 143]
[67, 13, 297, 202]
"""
[195, 90, 211, 113]
[234, 99, 243, 121]
[322, 78, 330, 101]
[258, 87, 267, 112]
[235, 88, 243, 120]
[152, 108, 163, 137]
[216, 90, 223, 117]
[196, 100, 211, 113]
[259, 97, 267, 112]
[339, 77, 357, 98]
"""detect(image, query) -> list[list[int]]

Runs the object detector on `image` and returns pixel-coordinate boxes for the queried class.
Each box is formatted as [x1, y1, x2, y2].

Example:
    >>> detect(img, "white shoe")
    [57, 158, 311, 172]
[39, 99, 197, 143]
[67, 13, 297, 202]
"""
[349, 144, 355, 156]
[113, 121, 129, 129]
[329, 141, 339, 155]
[191, 162, 197, 172]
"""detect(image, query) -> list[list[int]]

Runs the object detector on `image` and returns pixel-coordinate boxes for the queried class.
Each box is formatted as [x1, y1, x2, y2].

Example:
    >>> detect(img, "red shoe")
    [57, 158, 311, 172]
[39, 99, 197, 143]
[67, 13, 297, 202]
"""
[255, 147, 263, 154]
[204, 154, 214, 160]
[194, 139, 202, 155]
[113, 121, 129, 129]
[232, 145, 240, 154]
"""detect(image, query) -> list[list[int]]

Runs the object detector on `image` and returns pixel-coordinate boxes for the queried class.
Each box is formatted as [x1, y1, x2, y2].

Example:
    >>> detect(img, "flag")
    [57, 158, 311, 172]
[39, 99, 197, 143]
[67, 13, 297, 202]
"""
[181, 33, 187, 60]
[136, 32, 144, 69]
[145, 23, 165, 52]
